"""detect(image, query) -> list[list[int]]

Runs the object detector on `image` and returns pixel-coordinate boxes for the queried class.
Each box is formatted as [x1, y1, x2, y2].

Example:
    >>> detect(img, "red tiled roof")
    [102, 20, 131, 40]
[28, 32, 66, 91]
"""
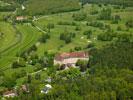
[55, 51, 89, 61]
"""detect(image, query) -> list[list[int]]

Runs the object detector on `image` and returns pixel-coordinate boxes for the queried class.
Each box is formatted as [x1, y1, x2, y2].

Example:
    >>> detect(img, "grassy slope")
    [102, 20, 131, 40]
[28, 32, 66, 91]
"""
[24, 0, 80, 15]
[35, 4, 133, 56]
[0, 22, 18, 52]
[0, 24, 41, 70]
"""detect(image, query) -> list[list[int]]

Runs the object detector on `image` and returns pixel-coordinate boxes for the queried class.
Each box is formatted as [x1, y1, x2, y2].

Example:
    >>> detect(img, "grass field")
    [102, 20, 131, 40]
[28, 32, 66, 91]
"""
[34, 4, 133, 56]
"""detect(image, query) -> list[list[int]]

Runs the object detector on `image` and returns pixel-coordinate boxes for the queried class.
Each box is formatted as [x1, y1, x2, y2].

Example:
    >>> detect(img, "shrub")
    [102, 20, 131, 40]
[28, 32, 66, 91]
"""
[89, 21, 104, 29]
[60, 32, 76, 44]
[112, 15, 121, 24]
[74, 46, 82, 51]
[116, 33, 132, 42]
[34, 63, 42, 72]
[117, 26, 122, 31]
[47, 23, 54, 32]
[97, 33, 114, 41]
[87, 43, 95, 48]
[0, 32, 4, 38]
[105, 24, 111, 31]
[75, 26, 81, 31]
[12, 58, 26, 68]
[76, 60, 89, 72]
[39, 33, 50, 43]
[12, 70, 26, 79]
[72, 12, 87, 21]
[126, 20, 133, 28]
[98, 8, 112, 20]
[0, 5, 16, 12]
[83, 30, 92, 39]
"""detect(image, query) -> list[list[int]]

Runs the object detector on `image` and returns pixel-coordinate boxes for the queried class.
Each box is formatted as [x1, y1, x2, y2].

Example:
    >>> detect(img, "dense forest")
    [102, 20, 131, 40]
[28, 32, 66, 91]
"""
[90, 42, 133, 70]
[39, 41, 133, 100]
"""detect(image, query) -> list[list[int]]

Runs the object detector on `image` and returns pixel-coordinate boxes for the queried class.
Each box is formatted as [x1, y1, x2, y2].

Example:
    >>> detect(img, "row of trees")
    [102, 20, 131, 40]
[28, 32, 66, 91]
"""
[97, 32, 133, 42]
[81, 0, 133, 7]
[22, 0, 80, 16]
[98, 8, 112, 20]
[87, 21, 104, 29]
[0, 5, 16, 12]
[98, 8, 121, 23]
[57, 21, 77, 26]
[15, 0, 28, 4]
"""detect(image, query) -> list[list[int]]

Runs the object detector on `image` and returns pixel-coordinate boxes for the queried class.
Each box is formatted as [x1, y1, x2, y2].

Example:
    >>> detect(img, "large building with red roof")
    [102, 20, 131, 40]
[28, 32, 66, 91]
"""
[54, 51, 89, 66]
